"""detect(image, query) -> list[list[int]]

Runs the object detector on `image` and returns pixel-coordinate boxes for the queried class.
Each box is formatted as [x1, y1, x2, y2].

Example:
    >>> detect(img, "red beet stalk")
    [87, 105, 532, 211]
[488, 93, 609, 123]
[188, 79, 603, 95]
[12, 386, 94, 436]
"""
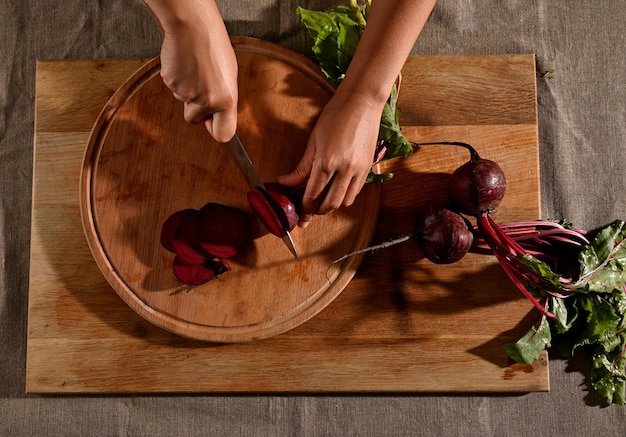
[475, 213, 590, 318]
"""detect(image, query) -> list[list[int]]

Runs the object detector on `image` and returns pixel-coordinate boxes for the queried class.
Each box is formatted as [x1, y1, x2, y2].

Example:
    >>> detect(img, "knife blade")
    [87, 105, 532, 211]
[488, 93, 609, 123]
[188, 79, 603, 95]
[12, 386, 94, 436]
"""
[223, 134, 300, 260]
[223, 134, 265, 191]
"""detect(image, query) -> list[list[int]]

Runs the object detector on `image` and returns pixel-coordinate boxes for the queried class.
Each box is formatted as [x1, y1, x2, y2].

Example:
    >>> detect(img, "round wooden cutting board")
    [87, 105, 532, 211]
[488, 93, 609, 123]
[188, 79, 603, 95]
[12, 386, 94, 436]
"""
[80, 37, 380, 343]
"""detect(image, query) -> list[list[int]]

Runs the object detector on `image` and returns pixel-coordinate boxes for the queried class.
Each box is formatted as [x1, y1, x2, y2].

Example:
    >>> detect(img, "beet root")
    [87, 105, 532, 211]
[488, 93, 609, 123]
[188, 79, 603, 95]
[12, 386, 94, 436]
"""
[160, 202, 251, 286]
[172, 209, 212, 265]
[447, 158, 506, 216]
[414, 204, 474, 264]
[172, 257, 231, 286]
[197, 202, 251, 258]
[247, 182, 300, 237]
[160, 208, 195, 253]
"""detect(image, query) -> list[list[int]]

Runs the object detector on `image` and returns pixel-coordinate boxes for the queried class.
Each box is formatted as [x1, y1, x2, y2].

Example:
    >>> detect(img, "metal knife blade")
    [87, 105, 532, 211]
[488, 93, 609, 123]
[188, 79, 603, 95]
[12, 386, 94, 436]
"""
[223, 134, 265, 191]
[223, 134, 300, 260]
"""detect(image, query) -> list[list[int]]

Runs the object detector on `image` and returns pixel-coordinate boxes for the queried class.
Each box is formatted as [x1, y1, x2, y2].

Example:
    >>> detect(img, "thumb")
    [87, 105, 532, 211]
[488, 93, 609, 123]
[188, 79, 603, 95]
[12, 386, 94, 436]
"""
[205, 108, 237, 144]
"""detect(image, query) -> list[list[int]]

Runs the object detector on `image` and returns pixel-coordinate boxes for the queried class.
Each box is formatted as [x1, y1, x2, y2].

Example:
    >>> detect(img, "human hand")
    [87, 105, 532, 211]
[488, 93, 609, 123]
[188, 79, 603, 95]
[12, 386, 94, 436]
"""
[146, 0, 238, 143]
[277, 89, 383, 228]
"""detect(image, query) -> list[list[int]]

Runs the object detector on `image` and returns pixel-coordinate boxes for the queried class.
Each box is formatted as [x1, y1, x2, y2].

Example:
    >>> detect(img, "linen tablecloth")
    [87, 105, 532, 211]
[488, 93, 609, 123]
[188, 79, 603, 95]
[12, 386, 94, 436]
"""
[1, 1, 625, 435]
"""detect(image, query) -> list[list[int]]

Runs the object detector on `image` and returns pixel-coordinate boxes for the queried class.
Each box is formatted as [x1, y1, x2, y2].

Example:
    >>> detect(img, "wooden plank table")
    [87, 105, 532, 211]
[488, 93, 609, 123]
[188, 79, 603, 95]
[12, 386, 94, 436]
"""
[27, 50, 547, 393]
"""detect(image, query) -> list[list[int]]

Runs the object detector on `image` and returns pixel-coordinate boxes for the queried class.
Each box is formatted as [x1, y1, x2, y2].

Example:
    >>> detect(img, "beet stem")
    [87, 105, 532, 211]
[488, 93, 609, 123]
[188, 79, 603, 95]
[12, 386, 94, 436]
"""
[477, 213, 557, 318]
[412, 141, 481, 161]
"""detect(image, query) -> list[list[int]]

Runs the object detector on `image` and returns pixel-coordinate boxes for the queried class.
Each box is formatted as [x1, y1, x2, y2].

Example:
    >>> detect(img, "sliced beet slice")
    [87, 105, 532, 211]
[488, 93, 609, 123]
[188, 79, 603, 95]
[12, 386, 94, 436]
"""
[265, 183, 300, 231]
[172, 209, 210, 265]
[247, 183, 300, 237]
[160, 208, 195, 253]
[247, 188, 285, 237]
[172, 257, 232, 286]
[197, 202, 251, 258]
[172, 256, 216, 285]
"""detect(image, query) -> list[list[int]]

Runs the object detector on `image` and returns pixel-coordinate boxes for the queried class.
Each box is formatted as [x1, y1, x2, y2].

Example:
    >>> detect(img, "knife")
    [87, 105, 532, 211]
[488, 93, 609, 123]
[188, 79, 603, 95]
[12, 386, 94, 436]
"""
[223, 134, 300, 260]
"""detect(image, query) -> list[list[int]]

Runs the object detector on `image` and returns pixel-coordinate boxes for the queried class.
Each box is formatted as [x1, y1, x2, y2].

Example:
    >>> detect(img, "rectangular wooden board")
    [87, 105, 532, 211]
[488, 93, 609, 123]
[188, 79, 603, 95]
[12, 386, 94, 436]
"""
[27, 55, 547, 393]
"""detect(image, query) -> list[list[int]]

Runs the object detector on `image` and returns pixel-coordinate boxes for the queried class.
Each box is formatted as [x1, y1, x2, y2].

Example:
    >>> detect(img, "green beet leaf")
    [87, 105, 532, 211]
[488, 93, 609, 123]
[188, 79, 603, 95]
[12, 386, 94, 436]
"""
[296, 5, 364, 83]
[550, 295, 579, 334]
[578, 220, 626, 285]
[590, 339, 626, 405]
[504, 319, 551, 365]
[577, 294, 624, 348]
[517, 254, 565, 294]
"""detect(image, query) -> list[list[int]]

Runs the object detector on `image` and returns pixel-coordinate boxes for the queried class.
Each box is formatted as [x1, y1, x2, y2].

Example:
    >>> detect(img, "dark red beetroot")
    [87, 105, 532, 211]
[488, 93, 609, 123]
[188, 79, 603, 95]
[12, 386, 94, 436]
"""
[171, 209, 212, 265]
[411, 142, 506, 216]
[160, 202, 251, 286]
[172, 257, 231, 286]
[447, 158, 506, 216]
[265, 183, 300, 231]
[414, 204, 474, 264]
[247, 182, 300, 237]
[160, 208, 195, 253]
[197, 202, 251, 258]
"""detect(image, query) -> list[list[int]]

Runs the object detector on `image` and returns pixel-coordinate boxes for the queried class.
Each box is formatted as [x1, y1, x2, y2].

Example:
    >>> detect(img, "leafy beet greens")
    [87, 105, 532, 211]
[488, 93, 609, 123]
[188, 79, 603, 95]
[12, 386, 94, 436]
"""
[501, 220, 626, 405]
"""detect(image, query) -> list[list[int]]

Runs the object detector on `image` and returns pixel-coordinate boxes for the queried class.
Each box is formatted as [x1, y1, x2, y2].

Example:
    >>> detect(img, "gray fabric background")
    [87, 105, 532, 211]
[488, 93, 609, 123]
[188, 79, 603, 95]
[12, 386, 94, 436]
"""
[2, 0, 625, 435]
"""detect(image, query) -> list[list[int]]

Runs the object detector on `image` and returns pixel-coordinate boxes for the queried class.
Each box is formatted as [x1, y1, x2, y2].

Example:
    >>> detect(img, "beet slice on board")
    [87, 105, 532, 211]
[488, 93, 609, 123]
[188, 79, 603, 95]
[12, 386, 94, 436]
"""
[197, 202, 251, 259]
[172, 209, 211, 265]
[172, 256, 215, 285]
[160, 208, 195, 253]
[172, 257, 232, 286]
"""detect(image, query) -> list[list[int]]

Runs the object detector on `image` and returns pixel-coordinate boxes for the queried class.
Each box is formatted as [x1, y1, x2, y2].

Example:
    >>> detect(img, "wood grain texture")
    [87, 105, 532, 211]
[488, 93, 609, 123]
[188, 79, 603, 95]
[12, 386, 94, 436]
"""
[27, 43, 548, 393]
